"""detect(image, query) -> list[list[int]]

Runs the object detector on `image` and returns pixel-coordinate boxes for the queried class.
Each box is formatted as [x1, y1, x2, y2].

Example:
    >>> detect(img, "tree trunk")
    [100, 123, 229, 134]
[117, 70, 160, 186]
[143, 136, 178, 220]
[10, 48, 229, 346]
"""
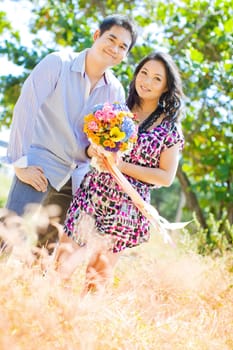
[176, 164, 207, 228]
[227, 206, 233, 225]
[175, 191, 186, 222]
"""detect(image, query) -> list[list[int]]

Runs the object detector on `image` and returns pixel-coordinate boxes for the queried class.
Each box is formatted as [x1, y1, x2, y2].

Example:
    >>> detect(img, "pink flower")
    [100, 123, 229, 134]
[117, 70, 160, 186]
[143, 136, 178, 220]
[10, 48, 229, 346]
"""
[94, 109, 115, 122]
[94, 110, 105, 120]
[102, 103, 116, 121]
[102, 103, 113, 112]
[104, 111, 116, 122]
[88, 121, 99, 131]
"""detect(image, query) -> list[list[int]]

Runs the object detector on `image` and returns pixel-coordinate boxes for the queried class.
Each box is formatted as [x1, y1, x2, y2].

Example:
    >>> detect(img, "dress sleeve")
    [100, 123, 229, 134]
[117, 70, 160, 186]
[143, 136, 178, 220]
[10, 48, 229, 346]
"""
[163, 123, 184, 151]
[6, 53, 62, 164]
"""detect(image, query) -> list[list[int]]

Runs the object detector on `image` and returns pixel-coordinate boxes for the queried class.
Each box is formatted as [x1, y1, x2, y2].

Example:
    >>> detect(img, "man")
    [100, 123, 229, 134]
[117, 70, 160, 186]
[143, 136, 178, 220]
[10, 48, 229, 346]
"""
[5, 15, 137, 244]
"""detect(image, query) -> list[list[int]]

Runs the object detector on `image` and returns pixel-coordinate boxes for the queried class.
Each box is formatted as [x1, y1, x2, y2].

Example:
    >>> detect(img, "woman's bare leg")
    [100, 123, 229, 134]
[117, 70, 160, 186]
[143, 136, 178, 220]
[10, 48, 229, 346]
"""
[54, 213, 96, 280]
[81, 249, 120, 296]
[54, 233, 87, 280]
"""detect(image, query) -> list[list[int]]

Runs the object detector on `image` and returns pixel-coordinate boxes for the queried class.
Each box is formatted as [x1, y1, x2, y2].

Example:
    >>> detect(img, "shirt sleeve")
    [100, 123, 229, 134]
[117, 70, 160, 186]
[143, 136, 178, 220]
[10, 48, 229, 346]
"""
[164, 123, 184, 151]
[6, 52, 62, 165]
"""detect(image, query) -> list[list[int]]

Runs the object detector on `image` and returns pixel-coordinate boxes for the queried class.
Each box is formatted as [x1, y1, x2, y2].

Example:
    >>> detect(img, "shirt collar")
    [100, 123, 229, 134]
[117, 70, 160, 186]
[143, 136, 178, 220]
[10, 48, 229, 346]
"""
[71, 49, 111, 85]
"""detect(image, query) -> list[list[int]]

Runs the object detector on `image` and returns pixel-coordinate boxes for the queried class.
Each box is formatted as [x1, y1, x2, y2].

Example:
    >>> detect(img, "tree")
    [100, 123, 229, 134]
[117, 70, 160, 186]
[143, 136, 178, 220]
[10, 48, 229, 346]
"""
[0, 0, 232, 228]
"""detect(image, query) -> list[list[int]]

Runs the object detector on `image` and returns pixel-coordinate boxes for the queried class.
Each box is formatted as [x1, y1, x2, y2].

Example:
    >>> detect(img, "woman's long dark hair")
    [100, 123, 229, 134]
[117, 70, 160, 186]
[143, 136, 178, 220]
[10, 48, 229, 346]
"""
[126, 51, 184, 123]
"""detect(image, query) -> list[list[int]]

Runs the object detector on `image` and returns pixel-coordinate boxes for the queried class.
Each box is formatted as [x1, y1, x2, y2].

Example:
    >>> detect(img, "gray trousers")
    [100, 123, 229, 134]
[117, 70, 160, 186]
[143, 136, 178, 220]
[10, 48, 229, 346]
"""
[6, 176, 49, 215]
[5, 176, 73, 247]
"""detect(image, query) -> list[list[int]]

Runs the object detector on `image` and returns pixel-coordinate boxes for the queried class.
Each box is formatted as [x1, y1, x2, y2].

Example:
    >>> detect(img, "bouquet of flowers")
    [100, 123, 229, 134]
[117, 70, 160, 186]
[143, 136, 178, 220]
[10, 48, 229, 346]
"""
[83, 102, 138, 153]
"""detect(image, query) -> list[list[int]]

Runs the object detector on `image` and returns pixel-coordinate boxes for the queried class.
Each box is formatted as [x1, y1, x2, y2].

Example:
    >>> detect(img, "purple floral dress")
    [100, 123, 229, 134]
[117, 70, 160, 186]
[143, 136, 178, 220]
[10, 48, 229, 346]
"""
[64, 120, 184, 253]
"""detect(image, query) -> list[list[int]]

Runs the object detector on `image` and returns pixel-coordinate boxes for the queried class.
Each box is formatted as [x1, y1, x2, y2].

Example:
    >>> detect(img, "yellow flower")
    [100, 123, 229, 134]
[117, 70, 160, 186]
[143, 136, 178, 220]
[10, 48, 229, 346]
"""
[83, 125, 88, 133]
[130, 135, 138, 142]
[109, 127, 126, 142]
[118, 111, 127, 119]
[120, 143, 128, 151]
[84, 114, 95, 122]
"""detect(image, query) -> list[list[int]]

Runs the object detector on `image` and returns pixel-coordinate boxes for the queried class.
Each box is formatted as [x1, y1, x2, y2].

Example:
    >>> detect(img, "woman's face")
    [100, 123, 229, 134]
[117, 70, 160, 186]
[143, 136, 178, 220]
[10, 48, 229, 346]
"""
[135, 59, 168, 101]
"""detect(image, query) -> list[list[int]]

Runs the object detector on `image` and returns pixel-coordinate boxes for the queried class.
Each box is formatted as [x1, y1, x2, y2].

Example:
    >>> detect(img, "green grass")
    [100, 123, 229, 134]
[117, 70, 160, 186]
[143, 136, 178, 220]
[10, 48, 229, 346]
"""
[0, 170, 11, 207]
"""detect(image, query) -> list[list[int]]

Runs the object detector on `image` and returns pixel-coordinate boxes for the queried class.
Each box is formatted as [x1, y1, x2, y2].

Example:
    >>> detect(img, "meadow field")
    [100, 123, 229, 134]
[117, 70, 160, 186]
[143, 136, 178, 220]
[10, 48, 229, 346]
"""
[0, 207, 233, 350]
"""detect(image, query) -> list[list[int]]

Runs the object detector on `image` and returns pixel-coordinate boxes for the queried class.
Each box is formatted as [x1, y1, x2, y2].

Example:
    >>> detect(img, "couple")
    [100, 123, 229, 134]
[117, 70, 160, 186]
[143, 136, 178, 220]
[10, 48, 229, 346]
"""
[6, 15, 184, 294]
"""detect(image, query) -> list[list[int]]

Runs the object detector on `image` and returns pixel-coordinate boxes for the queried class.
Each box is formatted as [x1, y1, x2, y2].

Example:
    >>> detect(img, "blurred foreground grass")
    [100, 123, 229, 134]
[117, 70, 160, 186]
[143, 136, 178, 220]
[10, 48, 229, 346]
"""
[0, 211, 233, 350]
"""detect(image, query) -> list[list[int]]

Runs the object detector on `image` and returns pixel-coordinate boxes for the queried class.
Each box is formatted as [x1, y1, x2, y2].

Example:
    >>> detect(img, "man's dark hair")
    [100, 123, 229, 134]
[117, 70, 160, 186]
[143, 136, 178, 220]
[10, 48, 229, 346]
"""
[99, 15, 137, 52]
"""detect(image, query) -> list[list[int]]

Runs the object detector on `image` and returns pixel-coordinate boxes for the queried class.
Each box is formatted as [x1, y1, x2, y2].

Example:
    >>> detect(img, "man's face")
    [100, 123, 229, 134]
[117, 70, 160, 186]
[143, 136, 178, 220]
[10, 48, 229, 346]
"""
[92, 25, 132, 67]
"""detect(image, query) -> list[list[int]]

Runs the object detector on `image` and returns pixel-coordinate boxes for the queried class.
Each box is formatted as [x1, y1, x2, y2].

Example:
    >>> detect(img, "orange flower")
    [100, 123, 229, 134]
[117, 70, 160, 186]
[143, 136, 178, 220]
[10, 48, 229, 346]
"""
[92, 135, 100, 144]
[103, 139, 115, 148]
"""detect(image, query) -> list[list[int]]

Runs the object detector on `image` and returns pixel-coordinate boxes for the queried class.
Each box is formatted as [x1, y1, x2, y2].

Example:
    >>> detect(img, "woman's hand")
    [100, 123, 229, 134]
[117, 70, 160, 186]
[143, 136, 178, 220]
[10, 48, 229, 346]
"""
[86, 144, 108, 172]
[86, 144, 122, 173]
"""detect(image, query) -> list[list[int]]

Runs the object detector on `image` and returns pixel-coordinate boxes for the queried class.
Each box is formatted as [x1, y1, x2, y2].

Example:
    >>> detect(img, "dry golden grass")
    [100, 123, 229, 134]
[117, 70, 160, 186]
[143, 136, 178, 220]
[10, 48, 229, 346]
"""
[0, 209, 233, 350]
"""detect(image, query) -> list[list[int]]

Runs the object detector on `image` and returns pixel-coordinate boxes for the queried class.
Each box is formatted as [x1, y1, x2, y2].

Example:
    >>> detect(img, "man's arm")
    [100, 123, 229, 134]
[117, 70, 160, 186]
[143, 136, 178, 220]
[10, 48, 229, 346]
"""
[7, 53, 62, 163]
[7, 53, 62, 190]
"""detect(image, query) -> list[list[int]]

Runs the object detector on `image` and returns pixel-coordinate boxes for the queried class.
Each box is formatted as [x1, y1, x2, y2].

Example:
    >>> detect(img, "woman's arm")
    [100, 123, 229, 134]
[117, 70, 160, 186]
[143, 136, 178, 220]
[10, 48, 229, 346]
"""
[118, 142, 181, 187]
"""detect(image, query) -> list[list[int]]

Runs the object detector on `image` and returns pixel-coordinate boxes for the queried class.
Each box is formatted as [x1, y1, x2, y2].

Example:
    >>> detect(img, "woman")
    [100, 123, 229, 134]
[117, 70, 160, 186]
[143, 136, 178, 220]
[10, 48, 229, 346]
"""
[55, 51, 184, 295]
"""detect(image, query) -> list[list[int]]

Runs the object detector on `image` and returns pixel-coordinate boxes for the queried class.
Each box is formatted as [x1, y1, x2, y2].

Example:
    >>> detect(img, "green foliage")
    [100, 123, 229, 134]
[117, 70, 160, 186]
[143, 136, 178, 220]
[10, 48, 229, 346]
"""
[181, 212, 233, 256]
[0, 11, 11, 34]
[0, 171, 11, 208]
[146, 0, 233, 223]
[151, 178, 192, 222]
[0, 74, 24, 128]
[30, 0, 137, 49]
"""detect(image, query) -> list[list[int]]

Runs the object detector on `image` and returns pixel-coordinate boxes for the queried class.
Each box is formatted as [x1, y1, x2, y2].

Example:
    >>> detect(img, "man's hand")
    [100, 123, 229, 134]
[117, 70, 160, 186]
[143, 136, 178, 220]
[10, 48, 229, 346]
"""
[14, 166, 48, 192]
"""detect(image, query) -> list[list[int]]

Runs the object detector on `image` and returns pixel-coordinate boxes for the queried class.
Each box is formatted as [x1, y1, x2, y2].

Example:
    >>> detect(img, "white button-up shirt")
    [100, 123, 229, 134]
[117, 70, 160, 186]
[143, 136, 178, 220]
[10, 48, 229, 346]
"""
[6, 49, 125, 193]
